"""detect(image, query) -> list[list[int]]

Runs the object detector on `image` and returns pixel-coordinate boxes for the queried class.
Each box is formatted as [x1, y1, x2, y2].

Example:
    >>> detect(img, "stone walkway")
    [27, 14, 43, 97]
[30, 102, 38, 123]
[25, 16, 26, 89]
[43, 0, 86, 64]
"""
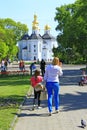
[13, 65, 87, 130]
[13, 85, 87, 130]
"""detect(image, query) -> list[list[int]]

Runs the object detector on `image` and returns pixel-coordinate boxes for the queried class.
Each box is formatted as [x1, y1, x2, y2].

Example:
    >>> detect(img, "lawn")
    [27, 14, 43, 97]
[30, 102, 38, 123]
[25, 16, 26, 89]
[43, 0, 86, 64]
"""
[0, 75, 31, 130]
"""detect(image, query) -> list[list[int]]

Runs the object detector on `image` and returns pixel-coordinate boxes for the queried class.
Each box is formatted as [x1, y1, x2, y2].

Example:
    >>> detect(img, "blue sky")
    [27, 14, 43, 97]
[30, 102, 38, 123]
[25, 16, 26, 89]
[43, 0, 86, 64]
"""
[0, 0, 76, 36]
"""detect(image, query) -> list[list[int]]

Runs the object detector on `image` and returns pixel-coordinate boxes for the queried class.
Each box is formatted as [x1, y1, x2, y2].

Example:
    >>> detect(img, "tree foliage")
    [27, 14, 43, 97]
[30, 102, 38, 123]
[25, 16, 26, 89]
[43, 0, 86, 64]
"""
[0, 18, 28, 61]
[54, 0, 87, 64]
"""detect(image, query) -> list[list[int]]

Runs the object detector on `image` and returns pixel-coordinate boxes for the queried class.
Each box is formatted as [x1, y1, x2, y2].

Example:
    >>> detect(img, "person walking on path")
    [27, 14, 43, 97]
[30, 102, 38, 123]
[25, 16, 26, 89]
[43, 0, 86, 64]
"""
[30, 69, 43, 109]
[44, 57, 63, 116]
[40, 59, 46, 76]
[30, 62, 36, 76]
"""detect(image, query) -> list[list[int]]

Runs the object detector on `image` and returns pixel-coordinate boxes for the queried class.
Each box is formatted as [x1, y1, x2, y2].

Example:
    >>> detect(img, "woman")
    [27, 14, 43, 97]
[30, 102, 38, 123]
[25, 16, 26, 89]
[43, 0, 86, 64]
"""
[44, 57, 63, 116]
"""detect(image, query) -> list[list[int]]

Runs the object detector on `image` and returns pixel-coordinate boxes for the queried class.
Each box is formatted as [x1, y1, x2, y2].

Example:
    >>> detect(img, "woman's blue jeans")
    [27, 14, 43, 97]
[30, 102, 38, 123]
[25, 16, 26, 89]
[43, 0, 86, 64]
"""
[46, 82, 60, 112]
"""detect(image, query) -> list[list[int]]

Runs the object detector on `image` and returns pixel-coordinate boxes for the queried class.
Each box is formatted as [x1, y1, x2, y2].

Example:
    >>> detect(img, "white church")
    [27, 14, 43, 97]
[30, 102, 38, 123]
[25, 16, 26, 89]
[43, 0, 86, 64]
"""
[18, 14, 58, 61]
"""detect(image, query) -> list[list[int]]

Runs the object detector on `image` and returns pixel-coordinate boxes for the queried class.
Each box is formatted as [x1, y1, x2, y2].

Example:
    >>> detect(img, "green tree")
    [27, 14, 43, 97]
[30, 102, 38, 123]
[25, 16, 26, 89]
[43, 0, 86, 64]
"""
[0, 41, 9, 61]
[54, 0, 87, 64]
[0, 18, 28, 61]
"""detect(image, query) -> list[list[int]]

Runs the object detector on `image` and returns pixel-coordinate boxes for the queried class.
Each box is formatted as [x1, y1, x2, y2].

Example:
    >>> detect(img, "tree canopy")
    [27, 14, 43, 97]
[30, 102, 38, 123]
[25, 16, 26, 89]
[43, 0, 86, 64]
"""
[0, 18, 28, 61]
[54, 0, 87, 64]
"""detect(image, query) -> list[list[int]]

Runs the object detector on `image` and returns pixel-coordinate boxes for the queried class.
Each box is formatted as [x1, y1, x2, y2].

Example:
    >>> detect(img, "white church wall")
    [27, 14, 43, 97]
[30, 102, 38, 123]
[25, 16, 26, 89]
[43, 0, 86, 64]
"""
[37, 41, 43, 61]
[52, 41, 58, 48]
[18, 37, 57, 61]
[22, 49, 28, 60]
[29, 40, 42, 61]
[43, 40, 53, 61]
[42, 49, 48, 61]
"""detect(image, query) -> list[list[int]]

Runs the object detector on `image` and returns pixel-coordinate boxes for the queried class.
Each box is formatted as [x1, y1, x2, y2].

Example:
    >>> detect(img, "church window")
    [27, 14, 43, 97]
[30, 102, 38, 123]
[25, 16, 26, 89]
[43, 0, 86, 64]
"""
[34, 49, 36, 52]
[34, 45, 36, 48]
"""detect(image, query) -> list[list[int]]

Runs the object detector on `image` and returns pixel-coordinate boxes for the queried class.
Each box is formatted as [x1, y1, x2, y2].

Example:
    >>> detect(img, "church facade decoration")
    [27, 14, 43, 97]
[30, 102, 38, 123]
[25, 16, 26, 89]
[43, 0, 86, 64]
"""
[18, 14, 58, 61]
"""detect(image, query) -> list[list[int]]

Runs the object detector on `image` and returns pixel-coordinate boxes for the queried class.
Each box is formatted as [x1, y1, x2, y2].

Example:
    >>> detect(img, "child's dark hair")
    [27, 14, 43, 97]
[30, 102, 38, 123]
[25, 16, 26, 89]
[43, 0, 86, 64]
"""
[34, 69, 40, 78]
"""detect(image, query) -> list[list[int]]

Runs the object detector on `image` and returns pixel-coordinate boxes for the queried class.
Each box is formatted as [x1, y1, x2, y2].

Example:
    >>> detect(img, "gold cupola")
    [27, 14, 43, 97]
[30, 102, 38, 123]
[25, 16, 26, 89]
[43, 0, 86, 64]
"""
[44, 24, 51, 30]
[44, 24, 51, 34]
[32, 14, 39, 30]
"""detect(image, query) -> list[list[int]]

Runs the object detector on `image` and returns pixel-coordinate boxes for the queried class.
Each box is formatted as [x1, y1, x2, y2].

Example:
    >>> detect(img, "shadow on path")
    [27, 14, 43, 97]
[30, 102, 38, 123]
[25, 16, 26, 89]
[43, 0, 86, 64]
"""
[60, 91, 87, 111]
[60, 69, 82, 85]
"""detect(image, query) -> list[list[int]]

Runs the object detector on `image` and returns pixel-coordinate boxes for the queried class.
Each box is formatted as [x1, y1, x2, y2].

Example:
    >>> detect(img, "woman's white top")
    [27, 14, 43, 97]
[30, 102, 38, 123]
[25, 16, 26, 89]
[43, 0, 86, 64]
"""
[44, 64, 63, 83]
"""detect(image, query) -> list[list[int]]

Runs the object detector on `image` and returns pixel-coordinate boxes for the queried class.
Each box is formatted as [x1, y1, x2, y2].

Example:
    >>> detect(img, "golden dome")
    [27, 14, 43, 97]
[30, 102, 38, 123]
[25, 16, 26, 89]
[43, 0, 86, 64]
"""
[44, 24, 51, 30]
[32, 14, 39, 30]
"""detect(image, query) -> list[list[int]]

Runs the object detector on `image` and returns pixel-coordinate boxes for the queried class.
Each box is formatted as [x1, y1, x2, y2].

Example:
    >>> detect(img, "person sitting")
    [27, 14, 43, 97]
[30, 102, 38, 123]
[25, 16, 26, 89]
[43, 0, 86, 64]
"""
[79, 70, 87, 86]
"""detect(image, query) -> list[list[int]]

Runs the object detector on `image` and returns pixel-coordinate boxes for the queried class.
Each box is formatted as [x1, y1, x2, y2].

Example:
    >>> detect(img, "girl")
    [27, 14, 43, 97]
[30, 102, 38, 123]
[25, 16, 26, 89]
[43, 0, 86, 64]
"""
[30, 69, 43, 109]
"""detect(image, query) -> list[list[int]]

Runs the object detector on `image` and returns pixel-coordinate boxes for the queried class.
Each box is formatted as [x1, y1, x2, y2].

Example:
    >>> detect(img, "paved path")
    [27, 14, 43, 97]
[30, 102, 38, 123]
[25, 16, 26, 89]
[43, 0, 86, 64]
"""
[13, 85, 87, 130]
[13, 65, 87, 130]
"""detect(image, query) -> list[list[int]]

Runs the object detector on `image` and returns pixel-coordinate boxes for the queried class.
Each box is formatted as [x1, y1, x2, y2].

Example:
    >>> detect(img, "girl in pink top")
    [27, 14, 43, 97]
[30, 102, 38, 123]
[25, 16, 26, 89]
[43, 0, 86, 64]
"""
[30, 69, 43, 109]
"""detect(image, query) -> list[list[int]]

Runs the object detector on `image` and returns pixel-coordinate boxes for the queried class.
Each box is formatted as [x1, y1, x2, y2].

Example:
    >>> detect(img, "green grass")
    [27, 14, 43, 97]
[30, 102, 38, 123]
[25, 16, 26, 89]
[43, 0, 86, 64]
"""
[0, 75, 31, 130]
